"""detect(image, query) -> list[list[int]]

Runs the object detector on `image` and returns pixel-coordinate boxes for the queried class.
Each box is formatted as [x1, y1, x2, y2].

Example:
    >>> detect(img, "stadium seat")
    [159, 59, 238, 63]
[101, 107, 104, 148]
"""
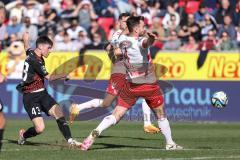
[185, 1, 201, 14]
[98, 17, 114, 37]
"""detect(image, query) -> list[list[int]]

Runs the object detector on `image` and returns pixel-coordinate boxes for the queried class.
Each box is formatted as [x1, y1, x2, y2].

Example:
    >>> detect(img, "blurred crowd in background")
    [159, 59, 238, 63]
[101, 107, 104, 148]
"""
[0, 0, 239, 53]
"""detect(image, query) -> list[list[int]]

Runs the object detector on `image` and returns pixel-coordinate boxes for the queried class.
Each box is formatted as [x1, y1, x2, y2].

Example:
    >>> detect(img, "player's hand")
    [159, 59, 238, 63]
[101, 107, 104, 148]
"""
[147, 32, 157, 40]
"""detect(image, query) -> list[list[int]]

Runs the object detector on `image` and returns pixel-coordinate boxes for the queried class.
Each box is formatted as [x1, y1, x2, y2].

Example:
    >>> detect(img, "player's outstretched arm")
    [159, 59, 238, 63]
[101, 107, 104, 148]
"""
[45, 74, 68, 81]
[22, 32, 30, 51]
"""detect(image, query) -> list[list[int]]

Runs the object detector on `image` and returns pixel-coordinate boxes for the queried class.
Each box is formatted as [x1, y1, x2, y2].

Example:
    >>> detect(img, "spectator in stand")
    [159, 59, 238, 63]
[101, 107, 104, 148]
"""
[216, 31, 237, 51]
[55, 32, 76, 51]
[73, 30, 91, 51]
[73, 0, 97, 30]
[54, 27, 65, 44]
[6, 16, 22, 39]
[92, 0, 117, 18]
[43, 2, 58, 23]
[235, 0, 240, 25]
[85, 33, 104, 50]
[164, 14, 180, 37]
[6, 0, 25, 23]
[23, 0, 42, 25]
[163, 30, 181, 50]
[180, 35, 198, 52]
[0, 5, 7, 49]
[202, 0, 218, 13]
[115, 0, 132, 14]
[136, 0, 152, 25]
[214, 0, 234, 25]
[178, 13, 201, 43]
[59, 19, 71, 31]
[195, 3, 208, 25]
[88, 18, 107, 42]
[237, 25, 240, 47]
[200, 14, 218, 40]
[217, 15, 237, 41]
[49, 0, 62, 14]
[162, 4, 180, 31]
[18, 17, 38, 48]
[67, 20, 86, 41]
[148, 0, 167, 18]
[37, 15, 49, 36]
[199, 30, 218, 51]
[60, 0, 77, 23]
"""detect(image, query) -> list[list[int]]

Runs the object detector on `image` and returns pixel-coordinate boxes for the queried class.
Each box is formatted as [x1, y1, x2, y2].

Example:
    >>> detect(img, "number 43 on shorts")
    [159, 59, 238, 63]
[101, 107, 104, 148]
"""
[32, 106, 41, 115]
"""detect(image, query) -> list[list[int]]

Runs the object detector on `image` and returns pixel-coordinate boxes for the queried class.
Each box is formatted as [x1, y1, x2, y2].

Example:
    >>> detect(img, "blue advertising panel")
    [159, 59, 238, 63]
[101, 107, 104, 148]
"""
[0, 80, 239, 122]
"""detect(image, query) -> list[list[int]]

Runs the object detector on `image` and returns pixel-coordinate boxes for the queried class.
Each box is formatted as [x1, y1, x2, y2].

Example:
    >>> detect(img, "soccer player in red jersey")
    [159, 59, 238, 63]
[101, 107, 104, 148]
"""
[69, 13, 160, 133]
[80, 16, 183, 151]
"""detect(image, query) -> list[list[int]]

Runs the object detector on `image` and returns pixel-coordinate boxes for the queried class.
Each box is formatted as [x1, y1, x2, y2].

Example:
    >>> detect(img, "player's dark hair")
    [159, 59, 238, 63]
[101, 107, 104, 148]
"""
[119, 13, 130, 20]
[126, 16, 144, 33]
[36, 36, 53, 48]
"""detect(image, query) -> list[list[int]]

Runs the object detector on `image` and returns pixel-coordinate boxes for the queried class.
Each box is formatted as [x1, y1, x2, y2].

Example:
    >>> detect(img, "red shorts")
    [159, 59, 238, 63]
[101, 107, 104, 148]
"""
[117, 82, 164, 109]
[106, 73, 126, 96]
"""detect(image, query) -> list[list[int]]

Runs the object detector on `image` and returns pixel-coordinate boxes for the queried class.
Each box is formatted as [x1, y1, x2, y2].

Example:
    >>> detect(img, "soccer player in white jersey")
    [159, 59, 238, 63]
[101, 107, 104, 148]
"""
[80, 16, 183, 151]
[69, 13, 160, 133]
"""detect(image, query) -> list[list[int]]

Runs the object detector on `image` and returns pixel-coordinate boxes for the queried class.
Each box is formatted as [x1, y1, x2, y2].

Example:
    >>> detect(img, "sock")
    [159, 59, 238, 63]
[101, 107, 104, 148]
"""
[23, 127, 38, 139]
[142, 99, 152, 126]
[95, 115, 117, 136]
[77, 99, 103, 112]
[56, 117, 72, 141]
[0, 129, 4, 151]
[157, 118, 174, 145]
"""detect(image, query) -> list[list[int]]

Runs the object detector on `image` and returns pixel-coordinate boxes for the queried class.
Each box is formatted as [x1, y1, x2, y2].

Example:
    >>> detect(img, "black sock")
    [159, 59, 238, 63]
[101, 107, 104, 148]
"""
[0, 129, 4, 151]
[56, 117, 72, 141]
[23, 127, 38, 139]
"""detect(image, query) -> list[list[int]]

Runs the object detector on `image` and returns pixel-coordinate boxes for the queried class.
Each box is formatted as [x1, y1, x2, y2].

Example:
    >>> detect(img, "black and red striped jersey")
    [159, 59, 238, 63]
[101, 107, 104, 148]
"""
[16, 49, 48, 93]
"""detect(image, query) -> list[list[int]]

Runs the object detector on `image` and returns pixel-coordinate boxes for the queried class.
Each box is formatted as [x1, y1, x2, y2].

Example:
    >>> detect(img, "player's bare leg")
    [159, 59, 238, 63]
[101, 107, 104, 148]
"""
[152, 104, 183, 150]
[69, 94, 116, 124]
[142, 99, 160, 133]
[49, 104, 81, 147]
[80, 106, 128, 150]
[18, 117, 45, 145]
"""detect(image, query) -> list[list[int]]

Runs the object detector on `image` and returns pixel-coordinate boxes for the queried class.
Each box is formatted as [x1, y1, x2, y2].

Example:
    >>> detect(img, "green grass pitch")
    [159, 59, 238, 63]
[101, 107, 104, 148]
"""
[1, 120, 240, 160]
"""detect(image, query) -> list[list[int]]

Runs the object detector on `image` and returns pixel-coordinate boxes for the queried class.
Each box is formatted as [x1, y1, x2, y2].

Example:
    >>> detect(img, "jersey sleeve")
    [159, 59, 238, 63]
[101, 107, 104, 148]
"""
[26, 48, 33, 55]
[110, 31, 122, 48]
[138, 37, 147, 49]
[32, 60, 49, 77]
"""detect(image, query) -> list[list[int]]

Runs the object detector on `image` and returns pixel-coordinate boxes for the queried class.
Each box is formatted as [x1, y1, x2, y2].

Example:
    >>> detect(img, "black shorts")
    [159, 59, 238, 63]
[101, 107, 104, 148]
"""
[23, 90, 57, 120]
[0, 99, 3, 112]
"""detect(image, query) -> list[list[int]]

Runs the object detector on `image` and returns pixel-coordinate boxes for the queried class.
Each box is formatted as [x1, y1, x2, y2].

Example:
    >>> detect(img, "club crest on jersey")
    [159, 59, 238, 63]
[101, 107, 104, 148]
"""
[119, 40, 132, 49]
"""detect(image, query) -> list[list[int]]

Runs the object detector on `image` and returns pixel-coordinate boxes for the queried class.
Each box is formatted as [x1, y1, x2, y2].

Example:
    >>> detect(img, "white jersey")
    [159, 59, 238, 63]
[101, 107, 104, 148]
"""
[109, 29, 126, 74]
[118, 34, 156, 84]
[110, 29, 123, 48]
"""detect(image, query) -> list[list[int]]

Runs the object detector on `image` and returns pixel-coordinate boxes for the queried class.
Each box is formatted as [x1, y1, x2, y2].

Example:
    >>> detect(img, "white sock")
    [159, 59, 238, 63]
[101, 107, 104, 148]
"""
[157, 118, 175, 145]
[67, 138, 73, 143]
[95, 115, 117, 135]
[77, 99, 103, 112]
[142, 99, 152, 126]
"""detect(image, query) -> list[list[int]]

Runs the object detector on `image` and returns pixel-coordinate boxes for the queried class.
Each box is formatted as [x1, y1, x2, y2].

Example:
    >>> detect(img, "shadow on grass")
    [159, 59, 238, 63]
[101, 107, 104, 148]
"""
[90, 142, 161, 150]
[6, 139, 69, 148]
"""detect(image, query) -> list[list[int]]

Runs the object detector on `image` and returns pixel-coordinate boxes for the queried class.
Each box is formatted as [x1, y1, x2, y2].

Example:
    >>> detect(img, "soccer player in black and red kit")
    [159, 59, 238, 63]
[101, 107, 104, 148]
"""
[16, 32, 81, 147]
